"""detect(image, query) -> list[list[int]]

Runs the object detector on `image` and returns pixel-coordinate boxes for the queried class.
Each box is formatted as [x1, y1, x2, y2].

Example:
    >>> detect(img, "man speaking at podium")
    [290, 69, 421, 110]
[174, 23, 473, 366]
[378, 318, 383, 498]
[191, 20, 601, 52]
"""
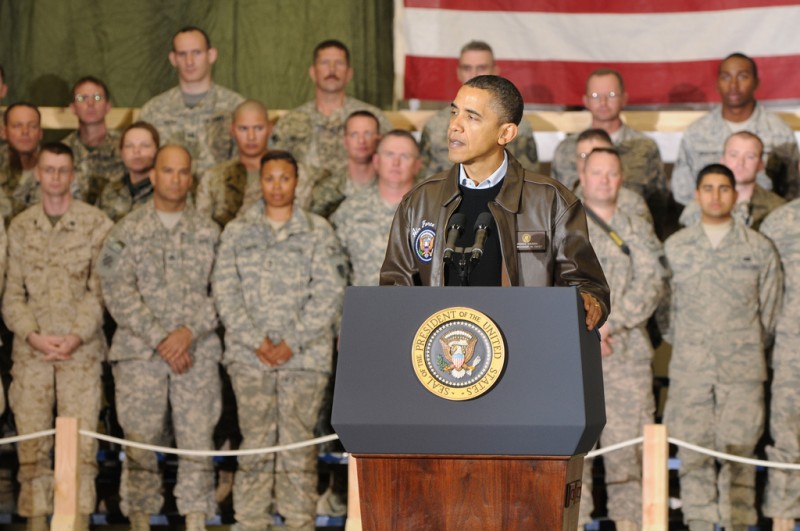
[380, 75, 609, 330]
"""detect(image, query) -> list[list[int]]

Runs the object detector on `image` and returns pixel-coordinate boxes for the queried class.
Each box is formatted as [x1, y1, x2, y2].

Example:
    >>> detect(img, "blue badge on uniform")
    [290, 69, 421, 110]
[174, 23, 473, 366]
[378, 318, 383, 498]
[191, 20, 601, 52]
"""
[415, 229, 435, 263]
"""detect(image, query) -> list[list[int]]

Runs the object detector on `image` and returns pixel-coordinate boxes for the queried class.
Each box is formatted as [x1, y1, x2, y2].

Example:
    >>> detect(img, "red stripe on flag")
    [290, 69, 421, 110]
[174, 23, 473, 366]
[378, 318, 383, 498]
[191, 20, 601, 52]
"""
[404, 55, 800, 105]
[404, 0, 800, 14]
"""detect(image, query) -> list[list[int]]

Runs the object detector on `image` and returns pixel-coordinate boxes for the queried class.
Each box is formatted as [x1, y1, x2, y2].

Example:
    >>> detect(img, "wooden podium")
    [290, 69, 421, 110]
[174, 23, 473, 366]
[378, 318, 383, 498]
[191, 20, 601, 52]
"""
[332, 287, 605, 530]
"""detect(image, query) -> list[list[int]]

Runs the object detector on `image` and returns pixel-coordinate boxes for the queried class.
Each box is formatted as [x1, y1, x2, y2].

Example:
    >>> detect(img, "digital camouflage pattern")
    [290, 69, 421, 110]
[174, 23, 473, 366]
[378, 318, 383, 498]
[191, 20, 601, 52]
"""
[672, 104, 800, 205]
[310, 167, 370, 219]
[679, 184, 786, 231]
[139, 84, 245, 175]
[760, 199, 800, 518]
[96, 169, 154, 223]
[664, 221, 782, 528]
[579, 210, 664, 526]
[419, 106, 539, 177]
[62, 129, 124, 205]
[574, 184, 653, 225]
[270, 97, 392, 176]
[2, 200, 111, 517]
[98, 202, 221, 516]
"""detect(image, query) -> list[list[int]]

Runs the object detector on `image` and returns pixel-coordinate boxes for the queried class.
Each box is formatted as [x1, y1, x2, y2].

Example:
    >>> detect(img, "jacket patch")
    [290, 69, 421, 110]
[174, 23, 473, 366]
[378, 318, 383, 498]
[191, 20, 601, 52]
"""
[516, 231, 546, 251]
[414, 228, 436, 263]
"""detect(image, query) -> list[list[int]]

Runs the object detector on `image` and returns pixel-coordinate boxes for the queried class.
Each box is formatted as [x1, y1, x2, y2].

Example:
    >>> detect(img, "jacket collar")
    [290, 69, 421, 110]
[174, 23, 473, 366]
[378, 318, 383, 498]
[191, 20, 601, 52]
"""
[441, 150, 523, 213]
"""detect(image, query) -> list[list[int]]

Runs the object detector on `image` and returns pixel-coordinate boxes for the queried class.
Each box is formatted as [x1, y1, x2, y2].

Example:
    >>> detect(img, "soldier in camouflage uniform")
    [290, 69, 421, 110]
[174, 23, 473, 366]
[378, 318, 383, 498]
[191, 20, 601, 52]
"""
[419, 41, 538, 177]
[97, 121, 159, 222]
[270, 39, 392, 177]
[139, 27, 245, 176]
[0, 103, 43, 221]
[680, 131, 785, 231]
[672, 53, 800, 205]
[551, 68, 667, 236]
[311, 110, 380, 218]
[62, 76, 124, 205]
[213, 150, 346, 531]
[760, 194, 800, 531]
[664, 164, 782, 531]
[2, 142, 112, 531]
[98, 145, 220, 531]
[576, 148, 664, 531]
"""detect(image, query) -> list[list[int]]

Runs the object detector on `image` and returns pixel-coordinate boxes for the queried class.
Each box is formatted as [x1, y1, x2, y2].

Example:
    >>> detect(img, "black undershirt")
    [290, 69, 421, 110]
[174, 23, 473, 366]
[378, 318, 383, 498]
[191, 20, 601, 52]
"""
[445, 179, 503, 286]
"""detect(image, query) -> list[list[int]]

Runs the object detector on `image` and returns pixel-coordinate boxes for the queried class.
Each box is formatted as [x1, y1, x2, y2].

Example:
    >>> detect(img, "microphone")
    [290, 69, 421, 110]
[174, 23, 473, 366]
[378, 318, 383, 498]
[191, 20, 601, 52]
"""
[443, 213, 466, 263]
[470, 212, 493, 262]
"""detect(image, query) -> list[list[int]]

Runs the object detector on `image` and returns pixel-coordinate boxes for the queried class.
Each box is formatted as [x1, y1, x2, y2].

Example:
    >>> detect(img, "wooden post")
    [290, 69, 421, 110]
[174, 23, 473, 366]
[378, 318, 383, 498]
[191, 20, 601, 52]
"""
[642, 424, 668, 530]
[51, 417, 80, 531]
[344, 456, 362, 531]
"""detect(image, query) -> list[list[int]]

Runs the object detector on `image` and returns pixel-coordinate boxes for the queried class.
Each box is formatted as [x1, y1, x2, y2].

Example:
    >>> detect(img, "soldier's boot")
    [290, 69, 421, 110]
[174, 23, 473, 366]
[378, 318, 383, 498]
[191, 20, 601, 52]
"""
[615, 520, 639, 531]
[185, 512, 206, 531]
[129, 512, 151, 531]
[773, 518, 796, 531]
[25, 516, 48, 531]
[687, 521, 715, 531]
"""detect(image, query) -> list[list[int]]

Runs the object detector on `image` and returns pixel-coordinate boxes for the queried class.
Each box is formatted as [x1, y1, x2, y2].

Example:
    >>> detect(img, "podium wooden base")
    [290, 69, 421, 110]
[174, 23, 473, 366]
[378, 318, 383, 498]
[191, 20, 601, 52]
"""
[354, 454, 584, 531]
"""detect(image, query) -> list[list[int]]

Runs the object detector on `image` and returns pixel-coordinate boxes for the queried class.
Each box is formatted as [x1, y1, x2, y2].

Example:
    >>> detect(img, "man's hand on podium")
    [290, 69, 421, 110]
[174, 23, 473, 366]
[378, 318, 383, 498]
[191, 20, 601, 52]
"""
[580, 292, 603, 331]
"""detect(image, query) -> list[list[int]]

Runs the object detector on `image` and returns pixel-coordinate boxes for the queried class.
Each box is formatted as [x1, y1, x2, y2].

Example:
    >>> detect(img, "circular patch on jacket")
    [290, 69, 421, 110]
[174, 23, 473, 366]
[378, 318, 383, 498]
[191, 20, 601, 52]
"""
[414, 228, 436, 263]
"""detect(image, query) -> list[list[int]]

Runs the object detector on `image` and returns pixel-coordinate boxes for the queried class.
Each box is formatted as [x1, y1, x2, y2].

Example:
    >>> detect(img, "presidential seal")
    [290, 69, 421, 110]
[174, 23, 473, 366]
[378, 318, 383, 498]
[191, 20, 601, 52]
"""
[411, 307, 506, 401]
[414, 228, 435, 263]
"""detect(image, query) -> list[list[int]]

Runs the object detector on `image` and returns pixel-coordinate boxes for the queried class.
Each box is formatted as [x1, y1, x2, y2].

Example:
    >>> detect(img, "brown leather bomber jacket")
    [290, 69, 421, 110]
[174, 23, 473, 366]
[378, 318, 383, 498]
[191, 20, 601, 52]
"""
[379, 154, 610, 323]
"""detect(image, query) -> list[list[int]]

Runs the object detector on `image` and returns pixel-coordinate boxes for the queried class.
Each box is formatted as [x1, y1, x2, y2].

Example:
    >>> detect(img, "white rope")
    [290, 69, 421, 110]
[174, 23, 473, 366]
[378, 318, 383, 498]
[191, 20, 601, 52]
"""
[669, 437, 800, 470]
[0, 429, 56, 445]
[586, 436, 644, 458]
[79, 430, 339, 457]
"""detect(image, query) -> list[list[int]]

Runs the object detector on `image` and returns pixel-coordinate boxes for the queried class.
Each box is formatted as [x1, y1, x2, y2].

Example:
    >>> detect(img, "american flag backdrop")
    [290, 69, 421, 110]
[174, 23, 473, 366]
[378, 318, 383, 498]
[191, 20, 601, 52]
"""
[395, 0, 800, 105]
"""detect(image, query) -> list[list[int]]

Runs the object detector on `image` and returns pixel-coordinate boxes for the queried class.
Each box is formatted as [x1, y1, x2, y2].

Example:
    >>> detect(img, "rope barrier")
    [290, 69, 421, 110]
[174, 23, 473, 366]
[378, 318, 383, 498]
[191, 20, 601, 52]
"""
[0, 429, 56, 445]
[669, 437, 800, 470]
[586, 436, 644, 458]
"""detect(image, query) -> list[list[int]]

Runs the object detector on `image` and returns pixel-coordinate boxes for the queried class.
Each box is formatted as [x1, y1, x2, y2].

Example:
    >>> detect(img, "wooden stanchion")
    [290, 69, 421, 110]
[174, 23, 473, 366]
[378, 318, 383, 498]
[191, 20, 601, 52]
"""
[642, 424, 668, 530]
[344, 456, 362, 531]
[51, 417, 80, 531]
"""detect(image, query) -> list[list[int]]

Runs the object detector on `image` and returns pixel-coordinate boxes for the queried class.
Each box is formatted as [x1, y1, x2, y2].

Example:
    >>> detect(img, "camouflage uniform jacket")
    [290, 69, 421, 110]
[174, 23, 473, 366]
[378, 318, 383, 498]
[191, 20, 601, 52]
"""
[551, 124, 667, 200]
[196, 158, 319, 228]
[98, 202, 221, 362]
[2, 200, 112, 364]
[62, 129, 124, 205]
[213, 202, 346, 372]
[138, 84, 245, 175]
[270, 96, 392, 175]
[419, 106, 539, 177]
[587, 209, 664, 360]
[97, 169, 154, 223]
[672, 103, 800, 204]
[679, 184, 786, 231]
[575, 184, 652, 225]
[664, 220, 782, 383]
[310, 167, 372, 219]
[330, 184, 397, 286]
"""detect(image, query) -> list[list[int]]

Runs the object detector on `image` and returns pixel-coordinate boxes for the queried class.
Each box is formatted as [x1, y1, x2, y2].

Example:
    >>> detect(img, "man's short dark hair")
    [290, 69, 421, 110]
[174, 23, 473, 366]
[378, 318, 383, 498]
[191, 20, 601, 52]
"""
[3, 102, 41, 126]
[172, 26, 212, 50]
[120, 121, 161, 150]
[577, 128, 613, 146]
[586, 68, 625, 93]
[345, 110, 380, 133]
[697, 163, 736, 189]
[720, 52, 758, 80]
[313, 39, 350, 65]
[460, 40, 494, 57]
[261, 150, 299, 176]
[584, 146, 622, 168]
[72, 75, 111, 102]
[40, 141, 74, 163]
[377, 129, 419, 155]
[463, 75, 523, 126]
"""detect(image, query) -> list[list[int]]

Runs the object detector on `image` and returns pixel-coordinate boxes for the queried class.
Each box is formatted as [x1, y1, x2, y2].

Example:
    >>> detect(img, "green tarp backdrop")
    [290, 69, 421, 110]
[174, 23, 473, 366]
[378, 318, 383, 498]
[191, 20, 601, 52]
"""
[0, 0, 394, 110]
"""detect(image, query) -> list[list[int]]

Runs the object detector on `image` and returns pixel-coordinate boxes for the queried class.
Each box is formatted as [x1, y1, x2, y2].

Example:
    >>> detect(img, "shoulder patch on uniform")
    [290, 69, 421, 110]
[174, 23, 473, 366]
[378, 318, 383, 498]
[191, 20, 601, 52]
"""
[99, 238, 125, 272]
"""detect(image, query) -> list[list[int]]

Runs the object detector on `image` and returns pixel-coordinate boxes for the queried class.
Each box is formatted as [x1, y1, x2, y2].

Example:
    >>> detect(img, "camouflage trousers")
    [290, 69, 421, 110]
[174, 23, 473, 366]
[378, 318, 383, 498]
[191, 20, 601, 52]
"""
[665, 380, 764, 528]
[227, 364, 328, 531]
[764, 353, 800, 518]
[113, 355, 221, 516]
[9, 358, 101, 517]
[579, 353, 654, 526]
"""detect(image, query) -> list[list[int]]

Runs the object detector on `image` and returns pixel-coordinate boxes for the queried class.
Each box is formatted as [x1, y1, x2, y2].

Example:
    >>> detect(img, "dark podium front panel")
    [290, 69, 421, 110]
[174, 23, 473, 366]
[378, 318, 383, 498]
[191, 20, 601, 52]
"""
[332, 286, 605, 457]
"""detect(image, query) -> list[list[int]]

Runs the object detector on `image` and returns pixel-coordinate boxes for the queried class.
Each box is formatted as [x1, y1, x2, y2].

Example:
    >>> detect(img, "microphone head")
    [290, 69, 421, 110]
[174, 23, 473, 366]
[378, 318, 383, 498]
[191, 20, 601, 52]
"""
[450, 213, 467, 229]
[474, 212, 493, 230]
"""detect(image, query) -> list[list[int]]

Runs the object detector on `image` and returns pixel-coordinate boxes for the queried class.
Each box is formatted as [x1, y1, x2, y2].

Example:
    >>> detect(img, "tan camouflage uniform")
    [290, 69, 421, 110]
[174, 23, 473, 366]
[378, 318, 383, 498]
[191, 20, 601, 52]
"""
[213, 202, 346, 530]
[679, 184, 786, 231]
[0, 144, 39, 221]
[270, 97, 392, 176]
[61, 129, 124, 205]
[672, 103, 800, 205]
[574, 184, 653, 225]
[578, 210, 664, 526]
[330, 184, 397, 286]
[196, 159, 318, 227]
[419, 106, 539, 177]
[664, 221, 782, 528]
[97, 201, 221, 517]
[96, 169, 154, 223]
[309, 168, 368, 219]
[138, 84, 245, 175]
[2, 200, 112, 518]
[760, 200, 800, 519]
[0, 221, 7, 414]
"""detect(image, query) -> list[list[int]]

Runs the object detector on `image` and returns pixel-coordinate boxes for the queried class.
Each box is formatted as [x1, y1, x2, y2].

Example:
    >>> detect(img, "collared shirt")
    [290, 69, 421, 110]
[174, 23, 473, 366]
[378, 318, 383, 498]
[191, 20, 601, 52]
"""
[459, 151, 508, 190]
